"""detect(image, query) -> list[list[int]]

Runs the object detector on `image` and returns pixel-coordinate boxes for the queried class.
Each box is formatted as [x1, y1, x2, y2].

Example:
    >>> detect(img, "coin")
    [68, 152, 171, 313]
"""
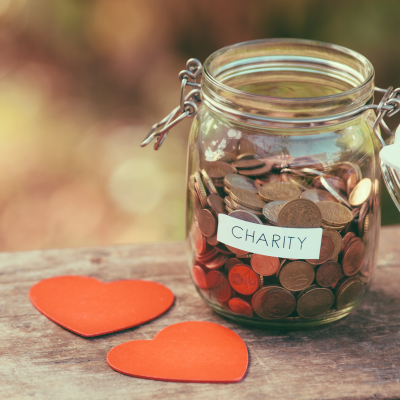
[315, 261, 342, 287]
[250, 254, 280, 276]
[317, 176, 351, 208]
[192, 265, 208, 290]
[228, 264, 260, 295]
[205, 252, 230, 270]
[224, 173, 258, 193]
[252, 286, 296, 318]
[236, 153, 258, 161]
[230, 187, 266, 211]
[228, 209, 264, 225]
[279, 261, 315, 291]
[336, 276, 364, 309]
[289, 156, 324, 170]
[197, 209, 217, 237]
[203, 161, 237, 179]
[277, 198, 322, 228]
[313, 175, 346, 193]
[259, 182, 301, 202]
[214, 242, 234, 254]
[189, 187, 202, 218]
[363, 213, 373, 244]
[349, 178, 372, 206]
[305, 234, 334, 265]
[201, 169, 219, 195]
[224, 258, 243, 274]
[266, 154, 293, 169]
[237, 164, 272, 177]
[317, 201, 353, 225]
[207, 194, 226, 215]
[196, 246, 218, 263]
[262, 200, 287, 225]
[300, 188, 340, 204]
[206, 270, 232, 302]
[346, 173, 358, 197]
[357, 201, 369, 236]
[232, 159, 265, 170]
[194, 171, 208, 208]
[228, 297, 254, 317]
[296, 286, 334, 318]
[229, 196, 264, 216]
[342, 239, 365, 276]
[342, 232, 356, 250]
[322, 229, 342, 260]
[191, 222, 207, 255]
[206, 234, 219, 246]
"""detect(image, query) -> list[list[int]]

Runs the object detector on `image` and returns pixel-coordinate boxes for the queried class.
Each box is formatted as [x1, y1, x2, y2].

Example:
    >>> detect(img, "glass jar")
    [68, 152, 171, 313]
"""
[143, 39, 400, 328]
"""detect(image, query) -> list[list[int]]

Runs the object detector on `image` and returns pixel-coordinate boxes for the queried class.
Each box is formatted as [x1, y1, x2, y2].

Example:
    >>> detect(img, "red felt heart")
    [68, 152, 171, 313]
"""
[107, 321, 248, 383]
[29, 276, 174, 337]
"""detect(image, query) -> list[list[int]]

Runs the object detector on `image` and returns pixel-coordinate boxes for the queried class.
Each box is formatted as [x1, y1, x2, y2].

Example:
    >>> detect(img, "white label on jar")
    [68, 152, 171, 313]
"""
[217, 214, 323, 259]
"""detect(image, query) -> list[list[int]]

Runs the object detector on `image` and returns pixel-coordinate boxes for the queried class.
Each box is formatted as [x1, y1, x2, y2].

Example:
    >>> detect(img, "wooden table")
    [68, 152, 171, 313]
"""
[1, 226, 400, 400]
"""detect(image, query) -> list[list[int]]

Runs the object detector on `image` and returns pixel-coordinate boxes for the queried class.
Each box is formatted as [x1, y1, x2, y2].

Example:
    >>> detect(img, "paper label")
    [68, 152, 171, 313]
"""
[217, 214, 323, 259]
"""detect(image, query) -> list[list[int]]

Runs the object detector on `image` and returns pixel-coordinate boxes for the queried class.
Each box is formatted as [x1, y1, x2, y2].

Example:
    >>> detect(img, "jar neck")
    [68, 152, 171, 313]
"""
[202, 39, 375, 128]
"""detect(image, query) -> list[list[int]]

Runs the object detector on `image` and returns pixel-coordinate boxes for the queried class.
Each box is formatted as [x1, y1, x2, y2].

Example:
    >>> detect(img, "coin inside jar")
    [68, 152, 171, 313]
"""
[315, 261, 342, 287]
[197, 209, 217, 237]
[230, 187, 266, 211]
[224, 258, 243, 274]
[232, 158, 266, 170]
[279, 261, 315, 291]
[207, 194, 226, 215]
[228, 297, 254, 317]
[262, 200, 287, 225]
[201, 169, 219, 195]
[252, 286, 296, 319]
[203, 161, 237, 179]
[349, 178, 372, 206]
[224, 173, 258, 193]
[336, 276, 365, 309]
[296, 286, 334, 318]
[228, 209, 263, 225]
[342, 239, 365, 276]
[305, 234, 334, 265]
[300, 189, 340, 204]
[192, 265, 208, 290]
[237, 163, 272, 177]
[277, 198, 322, 228]
[206, 270, 232, 302]
[317, 201, 353, 226]
[322, 229, 342, 260]
[250, 254, 280, 276]
[228, 264, 260, 295]
[259, 182, 301, 202]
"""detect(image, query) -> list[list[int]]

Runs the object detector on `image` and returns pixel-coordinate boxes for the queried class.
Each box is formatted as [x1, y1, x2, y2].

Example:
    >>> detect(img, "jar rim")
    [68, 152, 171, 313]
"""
[202, 38, 375, 126]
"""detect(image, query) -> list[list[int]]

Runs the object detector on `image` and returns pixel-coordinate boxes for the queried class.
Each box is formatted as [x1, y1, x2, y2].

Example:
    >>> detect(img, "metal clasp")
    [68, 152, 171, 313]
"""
[141, 58, 203, 150]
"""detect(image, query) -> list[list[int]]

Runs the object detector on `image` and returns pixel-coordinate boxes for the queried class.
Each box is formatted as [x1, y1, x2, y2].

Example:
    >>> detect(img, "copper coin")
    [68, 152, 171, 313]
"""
[279, 261, 315, 291]
[252, 286, 296, 318]
[342, 240, 365, 276]
[322, 229, 342, 260]
[224, 258, 243, 274]
[346, 173, 358, 197]
[250, 254, 280, 276]
[289, 156, 324, 170]
[300, 189, 339, 204]
[197, 209, 217, 237]
[192, 265, 208, 290]
[203, 161, 237, 179]
[317, 177, 351, 207]
[194, 171, 208, 208]
[189, 187, 202, 218]
[206, 234, 219, 246]
[228, 209, 263, 224]
[316, 261, 342, 287]
[225, 245, 248, 256]
[207, 194, 226, 215]
[224, 195, 235, 208]
[277, 198, 322, 228]
[342, 232, 356, 250]
[230, 196, 264, 216]
[256, 174, 283, 185]
[237, 163, 272, 177]
[214, 242, 234, 254]
[191, 222, 207, 255]
[201, 169, 219, 195]
[266, 154, 294, 169]
[232, 159, 265, 170]
[349, 178, 372, 206]
[228, 297, 254, 317]
[305, 234, 334, 265]
[313, 175, 346, 193]
[223, 173, 258, 193]
[206, 270, 232, 302]
[343, 237, 362, 254]
[259, 182, 301, 202]
[262, 200, 287, 225]
[205, 252, 230, 270]
[196, 246, 218, 263]
[336, 276, 364, 309]
[358, 201, 369, 236]
[296, 286, 334, 318]
[230, 187, 266, 211]
[236, 153, 258, 161]
[352, 208, 360, 219]
[317, 201, 353, 225]
[228, 264, 260, 295]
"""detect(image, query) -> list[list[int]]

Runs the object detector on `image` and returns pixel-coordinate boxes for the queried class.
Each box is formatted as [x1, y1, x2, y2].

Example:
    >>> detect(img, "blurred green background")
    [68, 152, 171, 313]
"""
[0, 0, 399, 251]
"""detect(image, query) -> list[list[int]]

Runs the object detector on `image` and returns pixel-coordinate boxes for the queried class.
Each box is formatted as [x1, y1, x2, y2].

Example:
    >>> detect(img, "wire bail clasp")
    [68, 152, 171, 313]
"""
[141, 58, 203, 150]
[373, 86, 400, 147]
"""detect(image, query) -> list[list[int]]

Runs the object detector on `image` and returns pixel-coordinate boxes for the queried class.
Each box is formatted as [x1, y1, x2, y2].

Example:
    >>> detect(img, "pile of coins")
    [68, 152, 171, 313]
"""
[189, 154, 377, 321]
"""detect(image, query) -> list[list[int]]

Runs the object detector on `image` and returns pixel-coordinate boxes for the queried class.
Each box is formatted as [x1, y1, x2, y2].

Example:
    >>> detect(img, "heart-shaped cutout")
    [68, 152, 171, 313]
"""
[29, 276, 174, 337]
[107, 321, 248, 383]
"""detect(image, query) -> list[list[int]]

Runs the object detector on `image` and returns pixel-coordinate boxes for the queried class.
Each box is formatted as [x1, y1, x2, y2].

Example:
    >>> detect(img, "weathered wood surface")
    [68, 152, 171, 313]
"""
[1, 226, 400, 400]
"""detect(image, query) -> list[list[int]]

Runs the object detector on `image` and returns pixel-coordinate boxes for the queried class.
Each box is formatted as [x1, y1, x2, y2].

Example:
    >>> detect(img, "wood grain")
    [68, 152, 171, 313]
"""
[1, 227, 400, 400]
